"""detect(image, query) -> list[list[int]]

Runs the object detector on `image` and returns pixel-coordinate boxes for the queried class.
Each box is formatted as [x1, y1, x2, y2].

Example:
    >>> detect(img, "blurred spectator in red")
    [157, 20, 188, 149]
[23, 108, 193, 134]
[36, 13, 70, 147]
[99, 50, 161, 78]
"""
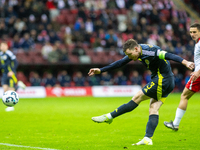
[57, 70, 71, 87]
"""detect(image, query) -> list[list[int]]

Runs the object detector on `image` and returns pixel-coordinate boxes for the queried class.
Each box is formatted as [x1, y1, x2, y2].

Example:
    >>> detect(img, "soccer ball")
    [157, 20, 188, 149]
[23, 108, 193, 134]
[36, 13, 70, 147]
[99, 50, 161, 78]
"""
[2, 90, 19, 107]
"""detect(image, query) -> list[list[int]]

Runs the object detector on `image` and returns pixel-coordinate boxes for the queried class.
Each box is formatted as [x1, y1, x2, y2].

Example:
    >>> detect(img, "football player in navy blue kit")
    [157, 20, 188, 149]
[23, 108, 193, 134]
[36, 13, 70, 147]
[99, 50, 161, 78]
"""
[88, 39, 194, 145]
[0, 42, 26, 111]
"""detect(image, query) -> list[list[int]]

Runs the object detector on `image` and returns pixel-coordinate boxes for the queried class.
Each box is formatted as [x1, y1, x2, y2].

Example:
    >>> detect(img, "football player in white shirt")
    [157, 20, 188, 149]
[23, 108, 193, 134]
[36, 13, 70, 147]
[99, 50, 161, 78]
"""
[164, 23, 200, 131]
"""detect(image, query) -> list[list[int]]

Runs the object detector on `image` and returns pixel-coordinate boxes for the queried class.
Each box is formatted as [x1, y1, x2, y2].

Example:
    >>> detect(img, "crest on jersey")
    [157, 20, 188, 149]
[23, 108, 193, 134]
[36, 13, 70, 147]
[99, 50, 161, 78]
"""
[2, 55, 7, 60]
[145, 59, 149, 65]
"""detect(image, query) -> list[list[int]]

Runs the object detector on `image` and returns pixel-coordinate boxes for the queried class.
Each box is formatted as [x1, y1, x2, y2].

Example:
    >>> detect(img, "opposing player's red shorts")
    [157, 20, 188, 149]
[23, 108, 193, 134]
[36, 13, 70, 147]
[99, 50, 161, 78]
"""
[186, 76, 200, 92]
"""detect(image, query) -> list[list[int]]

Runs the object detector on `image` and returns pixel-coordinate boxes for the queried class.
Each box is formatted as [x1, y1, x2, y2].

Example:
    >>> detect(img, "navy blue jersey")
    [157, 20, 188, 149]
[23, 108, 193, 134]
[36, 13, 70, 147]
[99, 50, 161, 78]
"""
[0, 50, 18, 75]
[138, 44, 174, 78]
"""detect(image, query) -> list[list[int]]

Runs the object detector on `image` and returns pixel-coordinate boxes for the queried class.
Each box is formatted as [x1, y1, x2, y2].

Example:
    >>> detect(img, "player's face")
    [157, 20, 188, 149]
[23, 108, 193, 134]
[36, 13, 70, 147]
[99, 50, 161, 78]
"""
[190, 27, 200, 42]
[0, 43, 8, 52]
[124, 46, 140, 61]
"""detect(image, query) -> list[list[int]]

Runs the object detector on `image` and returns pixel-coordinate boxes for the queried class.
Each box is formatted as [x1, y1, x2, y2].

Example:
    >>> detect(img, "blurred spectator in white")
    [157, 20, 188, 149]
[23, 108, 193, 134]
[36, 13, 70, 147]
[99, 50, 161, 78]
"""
[14, 18, 25, 33]
[132, 0, 143, 13]
[64, 24, 73, 45]
[20, 33, 35, 51]
[55, 0, 65, 10]
[117, 14, 127, 32]
[115, 0, 125, 9]
[41, 41, 53, 60]
[85, 18, 94, 33]
[46, 0, 59, 20]
[57, 70, 71, 87]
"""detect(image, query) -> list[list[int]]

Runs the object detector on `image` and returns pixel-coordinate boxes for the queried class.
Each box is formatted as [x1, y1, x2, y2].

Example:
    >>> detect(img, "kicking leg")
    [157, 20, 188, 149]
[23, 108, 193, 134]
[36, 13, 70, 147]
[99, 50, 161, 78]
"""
[92, 90, 150, 124]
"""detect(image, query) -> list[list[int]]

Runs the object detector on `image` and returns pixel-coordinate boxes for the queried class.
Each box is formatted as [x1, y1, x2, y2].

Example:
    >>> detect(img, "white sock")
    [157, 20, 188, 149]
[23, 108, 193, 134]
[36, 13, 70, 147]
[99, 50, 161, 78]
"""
[106, 113, 113, 119]
[173, 108, 186, 126]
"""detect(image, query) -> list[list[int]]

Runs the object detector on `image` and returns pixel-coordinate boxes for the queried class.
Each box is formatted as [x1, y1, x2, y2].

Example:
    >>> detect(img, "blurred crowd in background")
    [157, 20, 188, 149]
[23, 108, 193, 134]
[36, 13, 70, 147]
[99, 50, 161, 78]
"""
[0, 0, 199, 92]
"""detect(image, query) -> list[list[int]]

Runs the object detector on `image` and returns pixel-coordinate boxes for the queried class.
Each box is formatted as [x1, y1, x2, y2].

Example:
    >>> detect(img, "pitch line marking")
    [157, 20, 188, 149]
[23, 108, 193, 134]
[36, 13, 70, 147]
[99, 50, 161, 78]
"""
[0, 143, 59, 150]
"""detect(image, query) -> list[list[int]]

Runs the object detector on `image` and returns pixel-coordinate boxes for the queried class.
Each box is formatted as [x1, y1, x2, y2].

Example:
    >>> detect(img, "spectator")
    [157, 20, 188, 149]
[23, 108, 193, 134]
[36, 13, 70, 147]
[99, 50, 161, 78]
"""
[87, 75, 100, 86]
[12, 34, 21, 52]
[173, 68, 183, 92]
[57, 70, 71, 87]
[20, 33, 35, 51]
[37, 30, 50, 44]
[49, 31, 60, 44]
[73, 71, 85, 86]
[114, 70, 127, 85]
[30, 72, 42, 86]
[41, 41, 53, 60]
[42, 72, 56, 87]
[58, 48, 69, 62]
[72, 41, 86, 56]
[100, 72, 113, 85]
[129, 70, 142, 85]
[47, 41, 60, 63]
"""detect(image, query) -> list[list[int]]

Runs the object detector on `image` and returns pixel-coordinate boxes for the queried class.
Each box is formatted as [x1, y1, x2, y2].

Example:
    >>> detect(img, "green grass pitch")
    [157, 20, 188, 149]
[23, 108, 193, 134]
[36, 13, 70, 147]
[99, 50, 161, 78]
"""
[0, 93, 200, 150]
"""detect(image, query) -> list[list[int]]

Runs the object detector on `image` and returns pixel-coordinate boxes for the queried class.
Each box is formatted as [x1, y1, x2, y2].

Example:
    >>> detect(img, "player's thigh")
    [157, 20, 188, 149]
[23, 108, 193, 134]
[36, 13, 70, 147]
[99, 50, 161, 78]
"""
[2, 85, 9, 92]
[131, 90, 151, 104]
[149, 98, 163, 115]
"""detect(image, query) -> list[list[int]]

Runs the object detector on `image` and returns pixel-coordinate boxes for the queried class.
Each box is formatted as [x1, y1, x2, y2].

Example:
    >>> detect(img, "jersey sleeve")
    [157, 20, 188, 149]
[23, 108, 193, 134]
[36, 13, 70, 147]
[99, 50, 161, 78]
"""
[157, 50, 183, 63]
[7, 51, 18, 71]
[100, 56, 132, 72]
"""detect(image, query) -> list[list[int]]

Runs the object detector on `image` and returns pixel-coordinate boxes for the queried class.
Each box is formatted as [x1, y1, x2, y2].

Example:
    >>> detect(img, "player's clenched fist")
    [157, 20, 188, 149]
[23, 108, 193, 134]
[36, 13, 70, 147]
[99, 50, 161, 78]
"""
[88, 68, 101, 76]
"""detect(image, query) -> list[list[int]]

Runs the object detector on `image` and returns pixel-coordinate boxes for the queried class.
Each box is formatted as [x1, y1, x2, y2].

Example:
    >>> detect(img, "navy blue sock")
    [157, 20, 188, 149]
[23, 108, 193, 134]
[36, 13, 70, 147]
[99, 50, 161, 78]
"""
[110, 100, 138, 118]
[145, 114, 159, 138]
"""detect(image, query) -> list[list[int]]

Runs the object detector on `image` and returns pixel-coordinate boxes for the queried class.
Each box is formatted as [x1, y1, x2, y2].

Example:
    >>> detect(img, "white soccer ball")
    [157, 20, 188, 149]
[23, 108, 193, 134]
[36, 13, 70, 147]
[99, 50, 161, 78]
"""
[2, 90, 19, 107]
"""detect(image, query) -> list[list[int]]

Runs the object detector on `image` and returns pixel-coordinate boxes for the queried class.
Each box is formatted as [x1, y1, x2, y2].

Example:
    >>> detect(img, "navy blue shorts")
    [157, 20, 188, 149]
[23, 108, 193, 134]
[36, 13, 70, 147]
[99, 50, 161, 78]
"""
[1, 74, 17, 88]
[142, 76, 175, 102]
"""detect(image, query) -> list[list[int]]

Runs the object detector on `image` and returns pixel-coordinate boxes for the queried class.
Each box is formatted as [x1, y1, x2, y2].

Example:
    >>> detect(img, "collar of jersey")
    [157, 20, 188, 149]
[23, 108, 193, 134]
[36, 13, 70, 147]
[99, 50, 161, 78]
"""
[197, 38, 200, 44]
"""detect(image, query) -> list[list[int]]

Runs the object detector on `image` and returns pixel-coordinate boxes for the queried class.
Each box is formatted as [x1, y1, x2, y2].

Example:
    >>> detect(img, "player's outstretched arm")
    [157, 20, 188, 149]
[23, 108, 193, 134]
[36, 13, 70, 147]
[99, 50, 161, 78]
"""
[158, 51, 194, 70]
[88, 68, 101, 76]
[181, 60, 195, 70]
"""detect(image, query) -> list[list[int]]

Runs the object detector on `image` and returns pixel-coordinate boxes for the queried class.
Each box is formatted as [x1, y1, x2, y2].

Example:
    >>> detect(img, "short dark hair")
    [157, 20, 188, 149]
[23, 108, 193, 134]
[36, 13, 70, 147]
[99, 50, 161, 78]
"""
[190, 23, 200, 31]
[123, 39, 139, 52]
